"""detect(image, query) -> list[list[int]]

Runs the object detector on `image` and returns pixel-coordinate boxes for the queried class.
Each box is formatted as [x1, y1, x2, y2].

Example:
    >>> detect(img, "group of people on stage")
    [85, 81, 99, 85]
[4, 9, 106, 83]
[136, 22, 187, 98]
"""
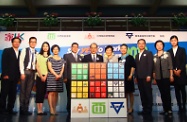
[0, 35, 186, 117]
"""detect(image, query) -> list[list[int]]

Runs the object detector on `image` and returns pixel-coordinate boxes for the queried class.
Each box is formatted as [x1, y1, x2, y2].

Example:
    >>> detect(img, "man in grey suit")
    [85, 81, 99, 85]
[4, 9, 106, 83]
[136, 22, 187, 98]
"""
[135, 39, 153, 115]
[63, 42, 82, 115]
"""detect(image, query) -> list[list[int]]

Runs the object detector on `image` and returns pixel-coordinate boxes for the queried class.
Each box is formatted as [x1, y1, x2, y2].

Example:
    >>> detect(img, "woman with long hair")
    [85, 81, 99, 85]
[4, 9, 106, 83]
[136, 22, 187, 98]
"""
[36, 42, 51, 115]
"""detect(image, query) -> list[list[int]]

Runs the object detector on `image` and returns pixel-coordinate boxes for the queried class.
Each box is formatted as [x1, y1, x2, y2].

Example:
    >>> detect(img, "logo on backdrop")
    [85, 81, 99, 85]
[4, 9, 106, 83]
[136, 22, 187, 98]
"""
[4, 33, 24, 41]
[47, 33, 56, 40]
[92, 102, 106, 114]
[126, 33, 133, 39]
[72, 103, 88, 113]
[110, 102, 124, 114]
[85, 33, 95, 39]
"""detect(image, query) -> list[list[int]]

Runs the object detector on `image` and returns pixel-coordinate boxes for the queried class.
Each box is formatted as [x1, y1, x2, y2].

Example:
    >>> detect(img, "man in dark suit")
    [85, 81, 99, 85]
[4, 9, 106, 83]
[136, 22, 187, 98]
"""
[135, 39, 153, 115]
[0, 37, 21, 115]
[63, 42, 82, 115]
[82, 42, 103, 62]
[168, 35, 187, 113]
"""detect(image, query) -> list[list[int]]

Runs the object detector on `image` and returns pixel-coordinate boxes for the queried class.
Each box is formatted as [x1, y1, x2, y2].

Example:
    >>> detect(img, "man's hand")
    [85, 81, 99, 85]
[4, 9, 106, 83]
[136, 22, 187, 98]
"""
[21, 74, 25, 81]
[127, 75, 133, 81]
[146, 76, 151, 82]
[3, 75, 9, 80]
[63, 78, 67, 83]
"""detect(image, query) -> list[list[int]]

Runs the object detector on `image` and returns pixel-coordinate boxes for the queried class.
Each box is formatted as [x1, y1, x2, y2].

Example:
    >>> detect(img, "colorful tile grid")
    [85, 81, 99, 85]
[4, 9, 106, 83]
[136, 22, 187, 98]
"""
[107, 63, 125, 80]
[71, 81, 89, 98]
[89, 63, 106, 80]
[71, 63, 88, 80]
[107, 81, 125, 98]
[89, 81, 107, 98]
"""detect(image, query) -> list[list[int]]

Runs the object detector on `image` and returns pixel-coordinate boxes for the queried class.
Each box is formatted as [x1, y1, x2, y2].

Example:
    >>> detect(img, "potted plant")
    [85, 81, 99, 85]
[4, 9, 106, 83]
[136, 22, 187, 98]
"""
[0, 13, 16, 27]
[85, 12, 102, 26]
[43, 12, 58, 26]
[130, 13, 147, 26]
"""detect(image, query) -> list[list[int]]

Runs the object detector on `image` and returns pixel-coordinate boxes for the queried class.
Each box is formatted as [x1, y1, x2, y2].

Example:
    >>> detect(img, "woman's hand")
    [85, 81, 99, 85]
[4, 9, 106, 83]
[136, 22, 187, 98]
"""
[127, 75, 132, 81]
[170, 76, 174, 83]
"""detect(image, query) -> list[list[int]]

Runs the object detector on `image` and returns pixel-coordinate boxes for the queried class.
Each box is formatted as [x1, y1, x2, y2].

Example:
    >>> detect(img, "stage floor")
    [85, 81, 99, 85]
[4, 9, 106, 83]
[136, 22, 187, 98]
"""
[0, 112, 186, 122]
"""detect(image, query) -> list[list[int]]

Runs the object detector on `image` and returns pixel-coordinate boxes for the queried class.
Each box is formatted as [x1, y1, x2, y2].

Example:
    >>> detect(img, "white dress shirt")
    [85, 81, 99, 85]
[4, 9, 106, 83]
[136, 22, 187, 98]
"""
[72, 52, 77, 61]
[172, 46, 178, 57]
[139, 51, 144, 60]
[13, 48, 19, 59]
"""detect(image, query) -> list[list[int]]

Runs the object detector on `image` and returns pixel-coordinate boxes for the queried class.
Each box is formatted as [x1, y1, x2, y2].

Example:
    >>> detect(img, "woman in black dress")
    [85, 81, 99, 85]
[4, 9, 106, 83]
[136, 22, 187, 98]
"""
[119, 44, 135, 114]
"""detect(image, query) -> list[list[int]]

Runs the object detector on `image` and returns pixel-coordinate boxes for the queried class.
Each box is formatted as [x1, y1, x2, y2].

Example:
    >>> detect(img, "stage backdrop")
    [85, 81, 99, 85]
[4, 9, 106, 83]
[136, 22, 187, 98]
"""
[0, 31, 187, 112]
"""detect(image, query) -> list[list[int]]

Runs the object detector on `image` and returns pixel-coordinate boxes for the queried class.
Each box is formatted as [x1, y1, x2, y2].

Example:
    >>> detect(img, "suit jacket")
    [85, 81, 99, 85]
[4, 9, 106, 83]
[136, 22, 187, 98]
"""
[1, 47, 20, 81]
[82, 54, 103, 62]
[135, 50, 153, 79]
[63, 53, 82, 80]
[168, 47, 187, 85]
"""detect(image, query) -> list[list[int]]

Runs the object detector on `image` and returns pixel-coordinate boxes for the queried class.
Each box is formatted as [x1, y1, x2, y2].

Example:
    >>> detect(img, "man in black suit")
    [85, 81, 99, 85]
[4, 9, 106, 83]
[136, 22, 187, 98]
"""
[0, 37, 21, 115]
[168, 35, 187, 113]
[63, 42, 82, 115]
[135, 39, 153, 115]
[82, 42, 103, 62]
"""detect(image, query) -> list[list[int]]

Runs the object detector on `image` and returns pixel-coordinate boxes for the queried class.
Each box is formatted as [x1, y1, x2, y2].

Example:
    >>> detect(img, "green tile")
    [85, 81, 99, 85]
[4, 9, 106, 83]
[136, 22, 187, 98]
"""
[77, 75, 82, 80]
[72, 64, 77, 68]
[72, 69, 77, 74]
[77, 64, 83, 68]
[77, 69, 82, 74]
[83, 69, 88, 74]
[83, 75, 88, 80]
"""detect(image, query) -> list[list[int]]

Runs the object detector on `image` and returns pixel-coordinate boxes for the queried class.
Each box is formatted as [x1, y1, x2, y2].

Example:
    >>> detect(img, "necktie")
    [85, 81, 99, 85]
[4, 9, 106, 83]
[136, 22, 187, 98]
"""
[30, 51, 34, 69]
[74, 54, 77, 61]
[93, 55, 96, 62]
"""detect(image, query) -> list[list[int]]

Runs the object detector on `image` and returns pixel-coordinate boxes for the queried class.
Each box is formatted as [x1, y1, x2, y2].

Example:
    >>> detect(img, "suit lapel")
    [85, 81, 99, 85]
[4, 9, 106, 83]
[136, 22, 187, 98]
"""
[11, 47, 18, 59]
[175, 47, 180, 58]
[70, 53, 76, 62]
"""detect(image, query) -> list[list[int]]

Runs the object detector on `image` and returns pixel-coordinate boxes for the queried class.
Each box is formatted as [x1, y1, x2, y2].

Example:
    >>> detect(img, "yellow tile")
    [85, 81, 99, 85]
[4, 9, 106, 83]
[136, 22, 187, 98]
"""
[83, 93, 88, 98]
[71, 87, 76, 92]
[83, 87, 88, 92]
[77, 87, 82, 92]
[83, 81, 88, 86]
[77, 93, 82, 98]
[77, 81, 82, 86]
[71, 81, 77, 86]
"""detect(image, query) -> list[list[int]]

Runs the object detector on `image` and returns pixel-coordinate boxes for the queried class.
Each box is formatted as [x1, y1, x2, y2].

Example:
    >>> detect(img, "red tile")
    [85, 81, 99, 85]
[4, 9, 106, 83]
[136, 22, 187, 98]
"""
[90, 87, 94, 92]
[95, 93, 100, 98]
[101, 87, 106, 92]
[95, 87, 100, 92]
